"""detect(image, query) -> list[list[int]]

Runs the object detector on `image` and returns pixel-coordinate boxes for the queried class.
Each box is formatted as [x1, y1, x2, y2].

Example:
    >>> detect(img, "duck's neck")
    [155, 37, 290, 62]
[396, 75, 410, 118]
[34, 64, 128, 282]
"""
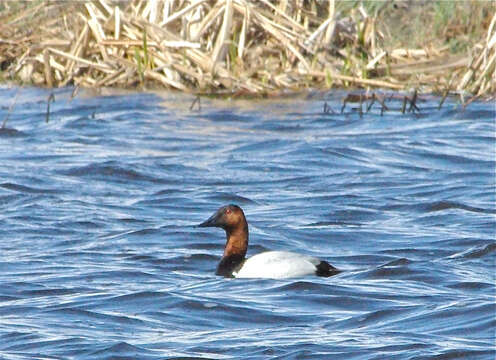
[223, 223, 248, 259]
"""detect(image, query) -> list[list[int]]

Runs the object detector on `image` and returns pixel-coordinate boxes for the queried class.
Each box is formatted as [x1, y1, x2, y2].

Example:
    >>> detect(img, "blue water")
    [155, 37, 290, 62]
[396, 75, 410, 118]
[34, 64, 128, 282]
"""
[0, 86, 494, 359]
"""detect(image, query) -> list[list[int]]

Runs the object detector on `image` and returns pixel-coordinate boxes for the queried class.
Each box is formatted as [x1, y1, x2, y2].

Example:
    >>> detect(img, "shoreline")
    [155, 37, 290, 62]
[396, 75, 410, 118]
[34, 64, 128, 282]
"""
[0, 1, 494, 98]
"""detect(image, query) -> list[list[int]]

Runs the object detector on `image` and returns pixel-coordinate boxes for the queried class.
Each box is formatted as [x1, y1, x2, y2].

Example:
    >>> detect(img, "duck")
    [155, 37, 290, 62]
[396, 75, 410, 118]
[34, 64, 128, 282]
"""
[198, 204, 340, 279]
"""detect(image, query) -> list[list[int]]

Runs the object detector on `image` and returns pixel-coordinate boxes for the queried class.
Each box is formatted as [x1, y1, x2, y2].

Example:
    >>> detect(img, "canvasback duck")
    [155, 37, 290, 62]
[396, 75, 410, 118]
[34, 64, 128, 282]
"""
[198, 204, 340, 279]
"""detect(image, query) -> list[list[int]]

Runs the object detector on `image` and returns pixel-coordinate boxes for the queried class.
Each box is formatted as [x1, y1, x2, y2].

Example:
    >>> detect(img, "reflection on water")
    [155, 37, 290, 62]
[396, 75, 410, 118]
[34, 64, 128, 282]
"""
[0, 86, 494, 359]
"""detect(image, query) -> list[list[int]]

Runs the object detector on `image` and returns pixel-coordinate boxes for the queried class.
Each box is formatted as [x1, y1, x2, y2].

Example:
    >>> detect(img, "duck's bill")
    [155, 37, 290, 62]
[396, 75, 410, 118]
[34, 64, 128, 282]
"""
[198, 213, 219, 227]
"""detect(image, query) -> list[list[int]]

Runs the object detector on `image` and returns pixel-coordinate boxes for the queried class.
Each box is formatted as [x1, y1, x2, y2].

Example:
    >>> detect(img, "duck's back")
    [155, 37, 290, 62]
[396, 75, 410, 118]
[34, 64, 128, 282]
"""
[234, 251, 330, 279]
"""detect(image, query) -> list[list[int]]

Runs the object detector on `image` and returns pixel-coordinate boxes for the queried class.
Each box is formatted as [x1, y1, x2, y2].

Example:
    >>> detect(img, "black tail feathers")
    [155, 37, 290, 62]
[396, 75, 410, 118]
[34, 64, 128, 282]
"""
[315, 260, 341, 277]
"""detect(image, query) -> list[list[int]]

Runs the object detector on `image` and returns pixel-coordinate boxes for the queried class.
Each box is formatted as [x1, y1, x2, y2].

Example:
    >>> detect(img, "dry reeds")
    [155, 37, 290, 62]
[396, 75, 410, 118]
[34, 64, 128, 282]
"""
[457, 11, 496, 97]
[0, 0, 494, 97]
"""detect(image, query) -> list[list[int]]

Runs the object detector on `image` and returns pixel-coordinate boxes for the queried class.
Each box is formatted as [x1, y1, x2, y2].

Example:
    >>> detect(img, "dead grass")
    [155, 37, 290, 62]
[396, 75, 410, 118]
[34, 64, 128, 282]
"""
[0, 0, 494, 97]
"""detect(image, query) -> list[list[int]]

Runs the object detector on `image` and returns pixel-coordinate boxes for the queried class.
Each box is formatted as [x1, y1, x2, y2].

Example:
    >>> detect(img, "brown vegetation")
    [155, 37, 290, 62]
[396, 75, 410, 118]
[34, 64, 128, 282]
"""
[0, 1, 494, 97]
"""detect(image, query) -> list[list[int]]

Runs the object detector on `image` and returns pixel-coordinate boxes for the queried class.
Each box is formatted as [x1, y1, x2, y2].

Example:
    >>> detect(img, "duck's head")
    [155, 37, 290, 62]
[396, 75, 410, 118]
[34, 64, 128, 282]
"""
[198, 204, 246, 231]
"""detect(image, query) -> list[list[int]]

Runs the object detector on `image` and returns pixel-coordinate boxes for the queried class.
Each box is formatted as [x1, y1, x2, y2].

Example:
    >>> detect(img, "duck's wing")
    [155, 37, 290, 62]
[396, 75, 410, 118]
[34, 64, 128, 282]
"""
[234, 251, 322, 279]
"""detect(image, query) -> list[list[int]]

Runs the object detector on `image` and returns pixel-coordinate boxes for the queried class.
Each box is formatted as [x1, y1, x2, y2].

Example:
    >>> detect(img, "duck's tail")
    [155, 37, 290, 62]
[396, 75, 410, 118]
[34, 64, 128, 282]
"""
[315, 261, 341, 277]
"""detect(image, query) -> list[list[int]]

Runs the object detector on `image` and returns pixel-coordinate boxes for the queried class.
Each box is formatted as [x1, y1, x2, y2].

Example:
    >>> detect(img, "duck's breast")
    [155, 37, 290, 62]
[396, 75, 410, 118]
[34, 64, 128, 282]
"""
[234, 251, 321, 279]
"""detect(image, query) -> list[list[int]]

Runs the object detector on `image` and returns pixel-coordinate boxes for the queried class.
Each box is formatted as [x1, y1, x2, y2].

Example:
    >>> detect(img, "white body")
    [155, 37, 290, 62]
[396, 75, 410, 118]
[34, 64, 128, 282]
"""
[233, 251, 322, 279]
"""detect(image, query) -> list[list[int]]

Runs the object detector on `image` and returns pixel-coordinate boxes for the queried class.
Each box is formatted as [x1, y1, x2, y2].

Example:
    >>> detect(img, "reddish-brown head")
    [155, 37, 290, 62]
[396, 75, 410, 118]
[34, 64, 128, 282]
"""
[198, 204, 247, 232]
[199, 204, 249, 258]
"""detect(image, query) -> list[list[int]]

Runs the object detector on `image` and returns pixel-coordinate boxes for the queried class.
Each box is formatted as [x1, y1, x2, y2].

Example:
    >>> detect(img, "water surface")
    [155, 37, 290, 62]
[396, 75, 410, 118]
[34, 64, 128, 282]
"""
[0, 86, 494, 359]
